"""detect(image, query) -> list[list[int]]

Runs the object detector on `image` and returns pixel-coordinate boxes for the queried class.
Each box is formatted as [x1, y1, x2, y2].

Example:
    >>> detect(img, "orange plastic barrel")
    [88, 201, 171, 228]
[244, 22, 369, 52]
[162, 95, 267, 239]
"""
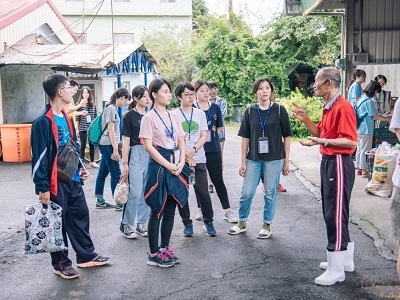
[0, 124, 32, 162]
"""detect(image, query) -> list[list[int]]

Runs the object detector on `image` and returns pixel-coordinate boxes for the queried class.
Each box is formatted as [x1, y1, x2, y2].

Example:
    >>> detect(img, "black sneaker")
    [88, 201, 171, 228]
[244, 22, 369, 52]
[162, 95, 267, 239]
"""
[53, 266, 79, 279]
[203, 222, 217, 237]
[147, 252, 174, 268]
[208, 184, 214, 193]
[163, 246, 180, 264]
[119, 223, 137, 239]
[77, 255, 111, 268]
[136, 223, 148, 237]
[115, 203, 123, 211]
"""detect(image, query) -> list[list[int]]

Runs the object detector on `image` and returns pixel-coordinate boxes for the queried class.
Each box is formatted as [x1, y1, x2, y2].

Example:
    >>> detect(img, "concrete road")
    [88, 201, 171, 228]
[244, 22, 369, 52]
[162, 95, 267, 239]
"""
[0, 127, 399, 300]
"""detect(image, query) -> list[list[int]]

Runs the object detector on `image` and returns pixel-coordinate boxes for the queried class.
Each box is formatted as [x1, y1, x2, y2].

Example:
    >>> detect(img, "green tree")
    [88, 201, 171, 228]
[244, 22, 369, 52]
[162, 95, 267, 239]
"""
[192, 0, 209, 29]
[193, 14, 289, 114]
[260, 14, 341, 71]
[141, 25, 195, 92]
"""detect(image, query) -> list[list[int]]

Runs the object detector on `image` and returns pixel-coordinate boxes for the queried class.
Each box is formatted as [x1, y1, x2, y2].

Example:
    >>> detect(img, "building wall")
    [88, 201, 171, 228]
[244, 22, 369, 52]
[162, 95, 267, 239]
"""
[357, 64, 400, 99]
[0, 3, 75, 52]
[52, 0, 192, 44]
[0, 66, 51, 124]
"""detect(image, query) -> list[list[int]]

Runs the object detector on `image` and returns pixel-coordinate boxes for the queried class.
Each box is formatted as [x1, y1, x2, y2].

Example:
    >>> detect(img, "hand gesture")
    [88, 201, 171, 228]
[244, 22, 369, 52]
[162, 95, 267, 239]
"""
[292, 103, 308, 121]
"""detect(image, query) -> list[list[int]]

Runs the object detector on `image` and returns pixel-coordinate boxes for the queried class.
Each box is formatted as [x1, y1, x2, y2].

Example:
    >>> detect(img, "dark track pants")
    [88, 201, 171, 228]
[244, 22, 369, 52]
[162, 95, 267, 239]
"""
[320, 154, 355, 252]
[50, 180, 96, 270]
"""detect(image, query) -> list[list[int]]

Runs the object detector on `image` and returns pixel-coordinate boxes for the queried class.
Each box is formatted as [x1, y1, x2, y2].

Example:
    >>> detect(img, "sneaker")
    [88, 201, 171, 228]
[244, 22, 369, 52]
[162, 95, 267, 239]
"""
[278, 183, 287, 192]
[183, 224, 193, 237]
[136, 223, 148, 237]
[147, 252, 174, 268]
[203, 222, 217, 237]
[163, 246, 180, 264]
[53, 266, 79, 279]
[257, 224, 272, 239]
[90, 162, 99, 168]
[223, 210, 238, 223]
[115, 203, 123, 211]
[77, 255, 111, 268]
[194, 208, 203, 221]
[208, 184, 214, 193]
[119, 223, 137, 239]
[96, 199, 114, 209]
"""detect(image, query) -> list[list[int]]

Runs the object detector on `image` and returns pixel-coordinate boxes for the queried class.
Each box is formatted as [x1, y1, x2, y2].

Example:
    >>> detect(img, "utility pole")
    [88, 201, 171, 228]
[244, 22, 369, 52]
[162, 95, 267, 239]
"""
[228, 0, 233, 29]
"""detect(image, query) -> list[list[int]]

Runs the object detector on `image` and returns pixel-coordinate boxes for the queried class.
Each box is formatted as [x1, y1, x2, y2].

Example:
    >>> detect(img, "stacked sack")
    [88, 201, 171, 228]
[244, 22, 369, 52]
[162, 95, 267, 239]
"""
[365, 142, 400, 198]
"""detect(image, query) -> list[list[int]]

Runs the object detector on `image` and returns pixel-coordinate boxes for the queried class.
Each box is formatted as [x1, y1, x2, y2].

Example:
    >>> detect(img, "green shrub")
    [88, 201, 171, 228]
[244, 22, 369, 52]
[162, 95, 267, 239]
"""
[276, 89, 324, 138]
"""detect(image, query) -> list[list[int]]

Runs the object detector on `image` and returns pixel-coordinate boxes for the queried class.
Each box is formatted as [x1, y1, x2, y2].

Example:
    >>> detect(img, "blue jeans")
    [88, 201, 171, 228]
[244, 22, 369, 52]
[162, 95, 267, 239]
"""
[122, 145, 150, 226]
[238, 159, 284, 224]
[95, 144, 121, 199]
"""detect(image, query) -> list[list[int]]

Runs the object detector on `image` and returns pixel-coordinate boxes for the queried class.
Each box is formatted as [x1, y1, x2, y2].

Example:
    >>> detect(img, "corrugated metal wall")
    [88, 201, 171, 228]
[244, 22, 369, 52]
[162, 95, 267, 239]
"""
[354, 0, 400, 63]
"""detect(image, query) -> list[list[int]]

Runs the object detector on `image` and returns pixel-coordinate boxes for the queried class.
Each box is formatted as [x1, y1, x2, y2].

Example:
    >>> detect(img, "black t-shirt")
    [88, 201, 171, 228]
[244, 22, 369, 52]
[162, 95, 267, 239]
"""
[238, 103, 292, 161]
[195, 102, 223, 153]
[121, 109, 142, 147]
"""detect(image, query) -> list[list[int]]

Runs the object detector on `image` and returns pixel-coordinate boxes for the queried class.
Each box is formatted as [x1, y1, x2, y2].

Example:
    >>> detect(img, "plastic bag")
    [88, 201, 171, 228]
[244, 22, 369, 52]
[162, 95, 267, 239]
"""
[114, 176, 129, 204]
[25, 202, 67, 254]
[365, 151, 397, 198]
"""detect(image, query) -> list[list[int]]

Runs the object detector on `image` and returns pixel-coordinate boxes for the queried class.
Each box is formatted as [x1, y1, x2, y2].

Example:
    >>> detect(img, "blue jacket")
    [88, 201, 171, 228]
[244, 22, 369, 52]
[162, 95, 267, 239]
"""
[144, 146, 193, 216]
[31, 103, 81, 196]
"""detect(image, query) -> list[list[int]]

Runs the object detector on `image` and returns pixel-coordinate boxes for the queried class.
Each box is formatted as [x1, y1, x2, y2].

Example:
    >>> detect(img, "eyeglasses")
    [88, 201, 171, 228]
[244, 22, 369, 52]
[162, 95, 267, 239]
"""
[183, 93, 195, 98]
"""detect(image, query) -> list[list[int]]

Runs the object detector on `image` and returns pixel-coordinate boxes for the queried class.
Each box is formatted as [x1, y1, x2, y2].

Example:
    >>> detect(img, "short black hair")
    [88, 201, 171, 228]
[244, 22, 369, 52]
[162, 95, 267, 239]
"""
[70, 80, 79, 88]
[252, 78, 274, 95]
[194, 80, 209, 92]
[174, 82, 194, 100]
[42, 73, 70, 101]
[208, 81, 218, 89]
[374, 74, 387, 84]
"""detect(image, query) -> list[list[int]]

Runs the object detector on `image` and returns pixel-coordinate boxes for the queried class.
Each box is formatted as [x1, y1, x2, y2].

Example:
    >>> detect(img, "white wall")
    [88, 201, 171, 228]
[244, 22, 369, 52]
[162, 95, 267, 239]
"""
[0, 66, 51, 124]
[357, 64, 400, 98]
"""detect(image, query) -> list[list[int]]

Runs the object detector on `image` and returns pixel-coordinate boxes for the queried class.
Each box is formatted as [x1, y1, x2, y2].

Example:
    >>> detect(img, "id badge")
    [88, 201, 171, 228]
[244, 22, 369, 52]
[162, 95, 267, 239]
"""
[207, 130, 212, 142]
[258, 137, 269, 154]
[86, 115, 92, 123]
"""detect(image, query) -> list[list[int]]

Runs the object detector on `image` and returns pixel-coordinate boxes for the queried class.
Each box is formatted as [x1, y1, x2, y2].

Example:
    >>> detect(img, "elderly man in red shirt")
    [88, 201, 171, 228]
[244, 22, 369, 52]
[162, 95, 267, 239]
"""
[292, 67, 357, 286]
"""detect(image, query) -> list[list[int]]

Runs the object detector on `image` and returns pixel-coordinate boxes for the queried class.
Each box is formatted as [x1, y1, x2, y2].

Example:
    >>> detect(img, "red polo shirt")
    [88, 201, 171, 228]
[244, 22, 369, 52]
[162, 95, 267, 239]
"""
[317, 96, 357, 156]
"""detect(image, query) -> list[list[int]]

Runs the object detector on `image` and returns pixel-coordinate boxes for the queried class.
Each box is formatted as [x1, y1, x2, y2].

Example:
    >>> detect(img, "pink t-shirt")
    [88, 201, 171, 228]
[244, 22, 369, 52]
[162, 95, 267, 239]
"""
[139, 109, 184, 149]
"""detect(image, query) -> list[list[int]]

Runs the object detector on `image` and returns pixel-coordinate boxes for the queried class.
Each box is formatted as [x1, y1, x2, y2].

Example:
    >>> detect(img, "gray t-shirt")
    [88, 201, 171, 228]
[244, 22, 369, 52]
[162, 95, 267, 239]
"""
[100, 105, 120, 145]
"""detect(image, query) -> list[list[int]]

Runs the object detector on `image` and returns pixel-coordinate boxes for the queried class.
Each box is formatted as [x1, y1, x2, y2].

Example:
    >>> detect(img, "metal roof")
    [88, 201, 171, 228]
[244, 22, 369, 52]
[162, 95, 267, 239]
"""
[0, 0, 76, 38]
[0, 43, 157, 74]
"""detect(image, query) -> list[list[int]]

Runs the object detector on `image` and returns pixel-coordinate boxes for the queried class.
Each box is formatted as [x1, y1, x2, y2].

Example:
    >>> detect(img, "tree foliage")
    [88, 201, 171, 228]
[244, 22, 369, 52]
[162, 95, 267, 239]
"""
[141, 26, 195, 92]
[193, 15, 288, 114]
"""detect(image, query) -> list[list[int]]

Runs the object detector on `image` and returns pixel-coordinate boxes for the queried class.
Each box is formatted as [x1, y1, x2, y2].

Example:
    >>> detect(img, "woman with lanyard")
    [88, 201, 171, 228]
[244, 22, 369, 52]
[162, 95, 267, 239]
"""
[173, 82, 217, 237]
[120, 85, 151, 239]
[228, 78, 291, 239]
[94, 87, 129, 210]
[140, 78, 191, 268]
[194, 80, 237, 223]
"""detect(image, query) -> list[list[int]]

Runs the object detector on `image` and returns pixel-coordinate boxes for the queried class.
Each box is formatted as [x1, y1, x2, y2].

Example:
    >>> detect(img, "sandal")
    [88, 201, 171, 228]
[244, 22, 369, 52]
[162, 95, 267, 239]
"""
[228, 225, 247, 235]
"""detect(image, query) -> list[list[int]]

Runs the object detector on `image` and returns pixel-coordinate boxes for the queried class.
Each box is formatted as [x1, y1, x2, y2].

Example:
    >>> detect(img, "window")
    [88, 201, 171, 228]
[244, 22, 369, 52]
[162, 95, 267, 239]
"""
[113, 33, 134, 44]
[76, 33, 87, 44]
[160, 0, 175, 2]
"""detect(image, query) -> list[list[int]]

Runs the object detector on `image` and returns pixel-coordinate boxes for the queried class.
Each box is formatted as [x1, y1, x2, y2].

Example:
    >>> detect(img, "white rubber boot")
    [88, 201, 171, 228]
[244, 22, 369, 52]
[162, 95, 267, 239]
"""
[319, 241, 354, 272]
[315, 251, 346, 286]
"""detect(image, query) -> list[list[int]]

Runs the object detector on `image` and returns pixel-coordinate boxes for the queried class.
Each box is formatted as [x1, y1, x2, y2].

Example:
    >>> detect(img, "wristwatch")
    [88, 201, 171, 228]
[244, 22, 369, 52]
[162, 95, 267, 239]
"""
[192, 146, 198, 153]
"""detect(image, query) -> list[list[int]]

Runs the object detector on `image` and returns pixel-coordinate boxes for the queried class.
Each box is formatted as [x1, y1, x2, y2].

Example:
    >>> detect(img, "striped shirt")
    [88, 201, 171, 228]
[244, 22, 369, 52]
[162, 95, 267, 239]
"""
[76, 105, 97, 132]
[210, 97, 227, 119]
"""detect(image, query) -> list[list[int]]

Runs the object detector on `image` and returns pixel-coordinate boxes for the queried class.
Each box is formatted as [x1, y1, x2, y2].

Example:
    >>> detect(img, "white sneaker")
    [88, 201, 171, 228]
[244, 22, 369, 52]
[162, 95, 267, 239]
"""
[223, 211, 238, 223]
[90, 162, 99, 168]
[195, 208, 203, 221]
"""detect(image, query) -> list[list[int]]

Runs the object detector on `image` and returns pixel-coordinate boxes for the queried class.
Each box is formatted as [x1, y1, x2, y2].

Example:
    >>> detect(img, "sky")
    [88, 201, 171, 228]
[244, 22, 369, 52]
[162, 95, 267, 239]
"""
[204, 0, 284, 35]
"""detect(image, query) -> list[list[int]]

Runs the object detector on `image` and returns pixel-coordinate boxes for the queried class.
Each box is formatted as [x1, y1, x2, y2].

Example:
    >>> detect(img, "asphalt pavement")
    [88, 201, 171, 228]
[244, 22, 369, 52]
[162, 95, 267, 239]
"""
[0, 126, 399, 299]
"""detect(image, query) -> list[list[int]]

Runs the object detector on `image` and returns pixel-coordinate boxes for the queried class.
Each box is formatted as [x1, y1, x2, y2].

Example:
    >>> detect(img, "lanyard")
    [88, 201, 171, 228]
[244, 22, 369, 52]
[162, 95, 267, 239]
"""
[153, 108, 174, 143]
[257, 102, 272, 137]
[179, 107, 193, 138]
[196, 100, 211, 122]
